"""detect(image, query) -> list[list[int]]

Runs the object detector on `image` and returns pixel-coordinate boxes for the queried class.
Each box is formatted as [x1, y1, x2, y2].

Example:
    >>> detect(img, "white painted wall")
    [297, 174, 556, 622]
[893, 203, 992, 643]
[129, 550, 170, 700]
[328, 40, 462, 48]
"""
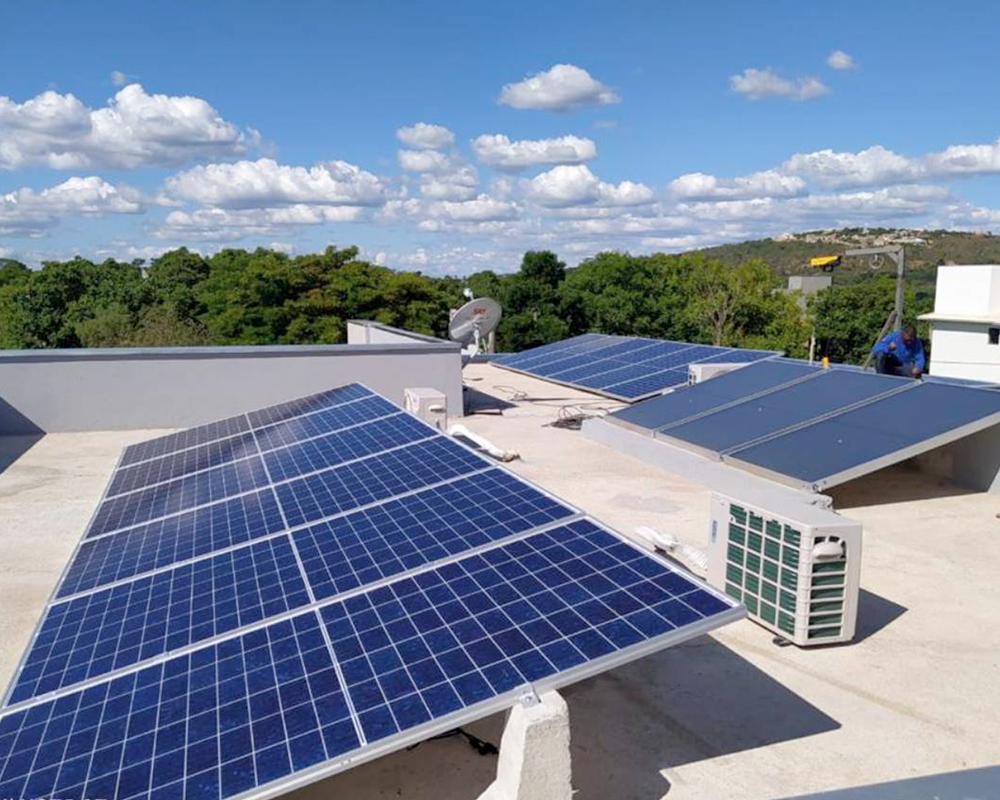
[932, 265, 1000, 316]
[0, 341, 464, 434]
[928, 321, 1000, 382]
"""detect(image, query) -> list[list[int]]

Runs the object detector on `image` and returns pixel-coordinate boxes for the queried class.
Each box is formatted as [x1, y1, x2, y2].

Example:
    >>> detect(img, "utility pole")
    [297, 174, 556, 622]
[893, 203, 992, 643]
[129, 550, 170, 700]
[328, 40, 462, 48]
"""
[843, 245, 905, 332]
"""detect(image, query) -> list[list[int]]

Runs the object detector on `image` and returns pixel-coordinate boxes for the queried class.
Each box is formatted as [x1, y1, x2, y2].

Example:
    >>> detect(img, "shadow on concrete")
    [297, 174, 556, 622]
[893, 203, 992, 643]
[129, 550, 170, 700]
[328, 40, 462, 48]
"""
[831, 463, 977, 508]
[853, 589, 908, 644]
[463, 384, 516, 415]
[0, 434, 44, 477]
[562, 636, 841, 800]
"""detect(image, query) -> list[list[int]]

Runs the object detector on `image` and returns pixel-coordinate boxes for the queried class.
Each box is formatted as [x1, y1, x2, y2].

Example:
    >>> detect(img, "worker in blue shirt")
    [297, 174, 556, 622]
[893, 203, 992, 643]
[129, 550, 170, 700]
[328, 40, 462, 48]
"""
[872, 325, 925, 378]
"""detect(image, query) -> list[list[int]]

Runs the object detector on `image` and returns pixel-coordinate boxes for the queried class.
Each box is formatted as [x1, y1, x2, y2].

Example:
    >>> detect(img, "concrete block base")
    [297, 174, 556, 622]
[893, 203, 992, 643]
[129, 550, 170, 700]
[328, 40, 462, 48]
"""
[478, 691, 572, 800]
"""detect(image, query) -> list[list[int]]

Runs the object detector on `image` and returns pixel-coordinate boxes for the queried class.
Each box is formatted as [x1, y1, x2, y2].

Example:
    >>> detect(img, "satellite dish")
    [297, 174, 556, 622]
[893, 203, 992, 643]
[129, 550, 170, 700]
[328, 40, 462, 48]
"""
[449, 297, 502, 356]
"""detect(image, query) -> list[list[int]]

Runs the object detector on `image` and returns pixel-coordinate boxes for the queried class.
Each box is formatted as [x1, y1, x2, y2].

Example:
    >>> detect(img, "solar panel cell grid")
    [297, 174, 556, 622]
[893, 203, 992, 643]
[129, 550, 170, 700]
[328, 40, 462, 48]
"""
[0, 613, 359, 800]
[253, 395, 400, 452]
[293, 469, 576, 601]
[603, 368, 691, 400]
[494, 334, 612, 367]
[108, 433, 261, 498]
[10, 537, 311, 705]
[0, 382, 744, 800]
[320, 519, 731, 744]
[262, 413, 437, 484]
[119, 414, 251, 468]
[60, 490, 287, 599]
[247, 384, 373, 429]
[88, 457, 272, 539]
[494, 336, 779, 403]
[275, 437, 491, 529]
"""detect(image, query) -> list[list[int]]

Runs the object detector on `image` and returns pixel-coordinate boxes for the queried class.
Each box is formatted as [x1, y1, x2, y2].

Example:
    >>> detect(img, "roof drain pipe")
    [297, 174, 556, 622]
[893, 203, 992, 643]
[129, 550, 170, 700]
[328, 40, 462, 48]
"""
[447, 424, 520, 462]
[635, 526, 709, 575]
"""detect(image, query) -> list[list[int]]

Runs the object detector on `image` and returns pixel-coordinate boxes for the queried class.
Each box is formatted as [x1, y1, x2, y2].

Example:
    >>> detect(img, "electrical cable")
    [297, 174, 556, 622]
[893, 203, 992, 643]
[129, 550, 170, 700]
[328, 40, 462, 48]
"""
[405, 727, 499, 756]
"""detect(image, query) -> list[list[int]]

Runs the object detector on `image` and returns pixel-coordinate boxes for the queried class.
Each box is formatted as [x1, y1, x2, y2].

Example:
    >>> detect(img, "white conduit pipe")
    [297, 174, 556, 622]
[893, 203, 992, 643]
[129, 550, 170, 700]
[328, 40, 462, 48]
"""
[635, 526, 709, 574]
[448, 424, 520, 462]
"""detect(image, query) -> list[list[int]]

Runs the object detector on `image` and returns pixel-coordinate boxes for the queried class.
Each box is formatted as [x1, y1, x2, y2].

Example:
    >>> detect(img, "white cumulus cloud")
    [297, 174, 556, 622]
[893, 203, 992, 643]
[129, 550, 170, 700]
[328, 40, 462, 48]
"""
[526, 165, 654, 208]
[0, 84, 255, 170]
[827, 50, 857, 70]
[395, 122, 455, 150]
[498, 64, 619, 111]
[1, 176, 144, 237]
[730, 68, 829, 101]
[157, 204, 368, 242]
[164, 158, 388, 208]
[670, 170, 807, 201]
[471, 134, 597, 171]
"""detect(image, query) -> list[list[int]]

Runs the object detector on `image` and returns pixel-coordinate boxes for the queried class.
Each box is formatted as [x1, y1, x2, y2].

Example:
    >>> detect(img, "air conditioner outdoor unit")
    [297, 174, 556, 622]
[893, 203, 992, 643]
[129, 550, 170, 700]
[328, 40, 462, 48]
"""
[404, 387, 448, 430]
[707, 492, 862, 646]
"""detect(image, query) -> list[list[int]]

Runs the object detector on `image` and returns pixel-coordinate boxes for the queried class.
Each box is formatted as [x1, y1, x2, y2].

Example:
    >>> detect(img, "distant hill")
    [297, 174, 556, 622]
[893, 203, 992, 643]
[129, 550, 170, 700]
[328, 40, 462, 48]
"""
[687, 228, 1000, 295]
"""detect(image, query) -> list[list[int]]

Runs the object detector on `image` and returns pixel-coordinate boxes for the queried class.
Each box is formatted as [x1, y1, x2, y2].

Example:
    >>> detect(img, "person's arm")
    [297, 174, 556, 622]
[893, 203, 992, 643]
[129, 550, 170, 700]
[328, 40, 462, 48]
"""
[871, 332, 894, 356]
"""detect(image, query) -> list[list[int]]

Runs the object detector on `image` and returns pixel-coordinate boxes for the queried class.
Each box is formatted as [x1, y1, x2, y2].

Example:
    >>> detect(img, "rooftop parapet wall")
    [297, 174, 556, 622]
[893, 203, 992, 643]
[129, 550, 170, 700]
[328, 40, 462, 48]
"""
[0, 339, 463, 434]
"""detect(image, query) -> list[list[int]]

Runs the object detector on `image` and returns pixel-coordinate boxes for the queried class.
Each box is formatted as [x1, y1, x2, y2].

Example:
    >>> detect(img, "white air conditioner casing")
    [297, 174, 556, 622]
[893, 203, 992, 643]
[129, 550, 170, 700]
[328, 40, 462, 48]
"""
[708, 492, 862, 646]
[404, 387, 448, 430]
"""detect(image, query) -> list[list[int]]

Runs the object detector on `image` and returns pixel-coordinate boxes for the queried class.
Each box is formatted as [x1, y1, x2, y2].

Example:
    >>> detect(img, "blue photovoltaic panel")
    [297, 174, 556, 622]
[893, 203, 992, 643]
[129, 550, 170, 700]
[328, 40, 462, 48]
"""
[582, 338, 660, 360]
[9, 537, 310, 705]
[662, 369, 909, 454]
[107, 433, 261, 498]
[87, 457, 272, 539]
[2, 381, 742, 800]
[276, 436, 491, 529]
[119, 414, 251, 468]
[494, 336, 778, 402]
[527, 353, 603, 377]
[603, 368, 692, 400]
[253, 395, 400, 452]
[494, 334, 612, 368]
[60, 491, 286, 599]
[544, 358, 633, 384]
[262, 413, 436, 484]
[0, 614, 360, 800]
[610, 359, 817, 432]
[320, 519, 734, 744]
[293, 469, 576, 600]
[502, 339, 621, 372]
[247, 384, 373, 429]
[728, 382, 1000, 486]
[694, 348, 781, 365]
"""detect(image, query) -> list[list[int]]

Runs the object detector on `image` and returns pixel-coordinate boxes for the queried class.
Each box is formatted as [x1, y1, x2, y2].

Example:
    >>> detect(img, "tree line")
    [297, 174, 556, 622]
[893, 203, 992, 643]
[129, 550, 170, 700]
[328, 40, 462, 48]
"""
[0, 247, 933, 364]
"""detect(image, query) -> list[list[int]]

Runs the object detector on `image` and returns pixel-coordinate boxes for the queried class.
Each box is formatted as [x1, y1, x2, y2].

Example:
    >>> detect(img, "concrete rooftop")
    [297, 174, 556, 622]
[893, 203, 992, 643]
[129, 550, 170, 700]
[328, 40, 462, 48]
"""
[1, 362, 999, 799]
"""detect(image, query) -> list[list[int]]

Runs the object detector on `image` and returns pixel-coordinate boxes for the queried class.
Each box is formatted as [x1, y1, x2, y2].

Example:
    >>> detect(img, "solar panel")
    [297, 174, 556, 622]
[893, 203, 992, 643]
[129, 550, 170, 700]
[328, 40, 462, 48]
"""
[727, 381, 1000, 489]
[293, 469, 575, 600]
[87, 457, 272, 538]
[1, 382, 741, 800]
[60, 491, 287, 599]
[610, 359, 817, 433]
[9, 537, 311, 704]
[659, 369, 910, 454]
[494, 335, 779, 402]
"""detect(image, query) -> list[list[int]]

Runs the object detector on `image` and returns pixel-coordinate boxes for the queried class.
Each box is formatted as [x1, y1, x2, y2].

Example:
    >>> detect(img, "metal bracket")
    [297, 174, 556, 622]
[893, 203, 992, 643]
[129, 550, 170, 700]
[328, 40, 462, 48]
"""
[517, 685, 541, 708]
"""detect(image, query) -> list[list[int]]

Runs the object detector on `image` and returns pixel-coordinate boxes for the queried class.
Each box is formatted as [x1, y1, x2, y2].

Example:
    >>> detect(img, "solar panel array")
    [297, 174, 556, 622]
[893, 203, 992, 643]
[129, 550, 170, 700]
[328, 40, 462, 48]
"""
[0, 383, 741, 800]
[493, 333, 779, 402]
[609, 360, 1000, 491]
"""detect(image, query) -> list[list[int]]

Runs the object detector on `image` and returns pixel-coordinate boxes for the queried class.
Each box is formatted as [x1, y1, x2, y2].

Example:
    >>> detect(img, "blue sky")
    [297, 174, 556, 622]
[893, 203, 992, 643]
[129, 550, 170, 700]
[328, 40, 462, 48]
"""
[3, 0, 1000, 273]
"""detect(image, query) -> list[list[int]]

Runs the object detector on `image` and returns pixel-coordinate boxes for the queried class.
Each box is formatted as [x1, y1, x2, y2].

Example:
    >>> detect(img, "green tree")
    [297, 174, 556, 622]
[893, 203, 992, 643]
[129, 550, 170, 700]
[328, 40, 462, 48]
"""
[811, 276, 932, 364]
[0, 259, 30, 288]
[494, 251, 569, 350]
